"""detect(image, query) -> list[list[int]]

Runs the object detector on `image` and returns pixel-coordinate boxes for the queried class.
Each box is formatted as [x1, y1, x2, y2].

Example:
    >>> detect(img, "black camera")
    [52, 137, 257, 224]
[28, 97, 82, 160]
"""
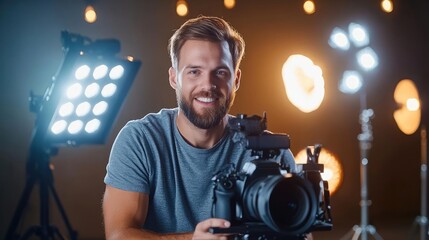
[210, 113, 332, 240]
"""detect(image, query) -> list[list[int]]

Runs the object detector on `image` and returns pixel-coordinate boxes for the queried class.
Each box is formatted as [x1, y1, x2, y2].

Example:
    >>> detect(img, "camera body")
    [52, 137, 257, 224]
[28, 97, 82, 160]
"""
[210, 114, 332, 239]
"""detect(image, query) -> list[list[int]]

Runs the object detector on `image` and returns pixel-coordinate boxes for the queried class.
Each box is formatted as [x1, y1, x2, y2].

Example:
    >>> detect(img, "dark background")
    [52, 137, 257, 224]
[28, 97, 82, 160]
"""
[1, 1, 428, 239]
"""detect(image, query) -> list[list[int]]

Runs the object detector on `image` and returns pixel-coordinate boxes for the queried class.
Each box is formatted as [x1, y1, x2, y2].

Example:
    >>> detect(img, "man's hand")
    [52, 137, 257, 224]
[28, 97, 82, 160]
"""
[192, 218, 231, 240]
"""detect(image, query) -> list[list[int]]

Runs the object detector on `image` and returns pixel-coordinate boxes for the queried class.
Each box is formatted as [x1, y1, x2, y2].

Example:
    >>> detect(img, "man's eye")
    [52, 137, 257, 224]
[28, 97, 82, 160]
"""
[188, 70, 199, 75]
[216, 70, 229, 77]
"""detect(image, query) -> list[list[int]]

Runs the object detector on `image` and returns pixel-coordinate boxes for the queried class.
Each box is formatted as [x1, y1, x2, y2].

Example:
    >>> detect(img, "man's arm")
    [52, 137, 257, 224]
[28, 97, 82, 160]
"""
[103, 185, 232, 240]
[103, 185, 194, 240]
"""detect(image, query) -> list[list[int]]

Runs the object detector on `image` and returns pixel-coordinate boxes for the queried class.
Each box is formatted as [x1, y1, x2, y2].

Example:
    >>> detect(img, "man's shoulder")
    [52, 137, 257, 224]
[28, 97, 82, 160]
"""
[127, 108, 177, 127]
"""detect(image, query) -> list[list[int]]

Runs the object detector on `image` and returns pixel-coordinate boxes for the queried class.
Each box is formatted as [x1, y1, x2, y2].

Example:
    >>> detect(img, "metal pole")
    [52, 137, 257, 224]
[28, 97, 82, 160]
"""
[358, 109, 373, 240]
[420, 126, 428, 240]
[341, 90, 383, 240]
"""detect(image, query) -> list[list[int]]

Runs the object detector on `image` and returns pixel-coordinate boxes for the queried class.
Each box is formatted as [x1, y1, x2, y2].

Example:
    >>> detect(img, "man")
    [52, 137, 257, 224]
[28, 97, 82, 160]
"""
[103, 16, 296, 239]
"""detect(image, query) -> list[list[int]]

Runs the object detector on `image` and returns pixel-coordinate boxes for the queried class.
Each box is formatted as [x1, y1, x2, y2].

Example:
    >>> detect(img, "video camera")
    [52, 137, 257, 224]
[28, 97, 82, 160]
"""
[210, 113, 332, 240]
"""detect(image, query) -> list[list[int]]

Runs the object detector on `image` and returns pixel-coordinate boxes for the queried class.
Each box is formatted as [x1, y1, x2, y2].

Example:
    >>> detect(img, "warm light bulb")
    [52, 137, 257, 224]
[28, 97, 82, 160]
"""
[176, 0, 188, 17]
[381, 0, 393, 13]
[406, 98, 420, 111]
[224, 0, 236, 9]
[84, 5, 97, 23]
[303, 0, 316, 14]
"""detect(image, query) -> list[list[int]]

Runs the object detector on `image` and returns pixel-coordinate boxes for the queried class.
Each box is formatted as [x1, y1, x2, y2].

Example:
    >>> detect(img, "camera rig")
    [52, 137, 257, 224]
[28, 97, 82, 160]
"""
[210, 113, 332, 240]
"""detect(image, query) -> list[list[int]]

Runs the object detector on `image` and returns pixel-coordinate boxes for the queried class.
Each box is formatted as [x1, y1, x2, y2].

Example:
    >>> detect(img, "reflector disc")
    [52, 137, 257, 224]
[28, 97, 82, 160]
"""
[393, 79, 421, 135]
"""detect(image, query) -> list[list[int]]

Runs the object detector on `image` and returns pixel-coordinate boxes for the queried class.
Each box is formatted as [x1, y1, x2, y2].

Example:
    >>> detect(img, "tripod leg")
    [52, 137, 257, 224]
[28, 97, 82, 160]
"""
[351, 225, 363, 240]
[20, 226, 40, 240]
[49, 181, 78, 240]
[50, 225, 66, 240]
[367, 225, 383, 240]
[5, 176, 36, 239]
[340, 225, 360, 240]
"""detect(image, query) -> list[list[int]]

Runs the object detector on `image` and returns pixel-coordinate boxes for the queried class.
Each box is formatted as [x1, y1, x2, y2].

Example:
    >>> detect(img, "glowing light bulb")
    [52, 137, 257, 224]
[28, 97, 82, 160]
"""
[84, 5, 97, 23]
[381, 0, 393, 13]
[406, 98, 420, 111]
[303, 0, 316, 14]
[51, 120, 68, 135]
[176, 0, 188, 17]
[356, 47, 379, 71]
[224, 0, 236, 9]
[329, 28, 350, 50]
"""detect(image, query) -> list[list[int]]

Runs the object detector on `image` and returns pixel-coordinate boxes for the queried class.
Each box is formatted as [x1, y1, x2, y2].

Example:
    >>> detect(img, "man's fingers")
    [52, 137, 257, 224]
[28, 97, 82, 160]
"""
[199, 218, 231, 230]
[193, 218, 231, 240]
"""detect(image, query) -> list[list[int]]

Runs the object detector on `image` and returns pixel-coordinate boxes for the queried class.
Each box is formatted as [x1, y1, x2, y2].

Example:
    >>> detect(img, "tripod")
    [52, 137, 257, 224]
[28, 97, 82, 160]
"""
[5, 129, 78, 240]
[341, 90, 383, 240]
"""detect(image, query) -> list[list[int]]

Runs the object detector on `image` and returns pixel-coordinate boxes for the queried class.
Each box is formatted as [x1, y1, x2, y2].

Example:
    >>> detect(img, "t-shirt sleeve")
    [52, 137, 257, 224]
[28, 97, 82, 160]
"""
[104, 122, 151, 193]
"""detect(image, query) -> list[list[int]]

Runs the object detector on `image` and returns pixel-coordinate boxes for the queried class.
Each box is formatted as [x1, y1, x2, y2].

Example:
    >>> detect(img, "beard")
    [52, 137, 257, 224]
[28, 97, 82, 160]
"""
[178, 89, 235, 129]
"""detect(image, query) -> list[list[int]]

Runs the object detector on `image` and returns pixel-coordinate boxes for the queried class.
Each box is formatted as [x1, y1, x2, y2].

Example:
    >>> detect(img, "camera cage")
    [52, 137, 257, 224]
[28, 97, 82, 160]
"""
[210, 113, 333, 239]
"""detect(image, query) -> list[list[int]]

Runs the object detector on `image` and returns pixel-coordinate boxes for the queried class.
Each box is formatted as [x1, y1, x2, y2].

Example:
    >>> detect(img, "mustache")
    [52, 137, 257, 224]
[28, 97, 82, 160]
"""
[194, 90, 222, 98]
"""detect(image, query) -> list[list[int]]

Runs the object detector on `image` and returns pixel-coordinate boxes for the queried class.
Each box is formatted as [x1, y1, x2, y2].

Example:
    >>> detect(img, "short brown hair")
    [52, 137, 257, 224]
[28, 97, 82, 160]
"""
[168, 16, 245, 72]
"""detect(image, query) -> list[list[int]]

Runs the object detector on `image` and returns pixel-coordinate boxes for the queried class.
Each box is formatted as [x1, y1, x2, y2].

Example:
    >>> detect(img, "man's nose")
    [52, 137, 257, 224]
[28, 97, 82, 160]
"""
[200, 73, 217, 91]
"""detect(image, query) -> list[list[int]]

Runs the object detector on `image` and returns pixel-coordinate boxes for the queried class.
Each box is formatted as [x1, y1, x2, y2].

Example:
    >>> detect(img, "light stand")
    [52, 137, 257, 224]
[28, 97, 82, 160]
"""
[341, 91, 383, 240]
[5, 31, 141, 240]
[5, 97, 78, 240]
[411, 125, 428, 240]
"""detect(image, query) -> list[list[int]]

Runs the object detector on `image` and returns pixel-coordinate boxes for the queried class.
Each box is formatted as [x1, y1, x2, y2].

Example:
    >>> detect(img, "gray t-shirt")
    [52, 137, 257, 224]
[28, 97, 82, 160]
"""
[104, 108, 296, 233]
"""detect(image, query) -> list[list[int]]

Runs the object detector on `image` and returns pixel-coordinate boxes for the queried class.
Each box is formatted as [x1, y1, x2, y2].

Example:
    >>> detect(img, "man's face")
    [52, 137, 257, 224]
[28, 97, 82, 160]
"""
[169, 40, 240, 129]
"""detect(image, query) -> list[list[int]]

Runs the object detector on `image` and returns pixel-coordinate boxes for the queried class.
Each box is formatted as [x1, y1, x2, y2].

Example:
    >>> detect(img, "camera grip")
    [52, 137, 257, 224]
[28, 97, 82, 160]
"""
[213, 188, 235, 221]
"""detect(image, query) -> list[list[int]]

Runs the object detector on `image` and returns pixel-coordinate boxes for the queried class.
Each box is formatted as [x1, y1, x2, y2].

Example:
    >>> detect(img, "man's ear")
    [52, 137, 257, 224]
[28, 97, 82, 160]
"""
[168, 67, 177, 90]
[234, 69, 241, 92]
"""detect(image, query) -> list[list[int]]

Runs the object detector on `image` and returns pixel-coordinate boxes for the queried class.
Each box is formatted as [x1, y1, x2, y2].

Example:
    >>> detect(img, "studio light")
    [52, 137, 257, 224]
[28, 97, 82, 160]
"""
[338, 70, 363, 94]
[329, 22, 383, 240]
[295, 147, 343, 195]
[329, 27, 350, 51]
[393, 79, 421, 135]
[38, 31, 140, 146]
[393, 79, 428, 240]
[6, 31, 141, 240]
[348, 23, 369, 48]
[356, 47, 379, 71]
[281, 54, 325, 113]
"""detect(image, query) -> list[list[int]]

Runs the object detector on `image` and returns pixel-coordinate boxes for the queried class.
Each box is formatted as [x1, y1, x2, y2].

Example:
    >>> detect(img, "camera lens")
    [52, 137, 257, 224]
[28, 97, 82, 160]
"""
[243, 175, 317, 236]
